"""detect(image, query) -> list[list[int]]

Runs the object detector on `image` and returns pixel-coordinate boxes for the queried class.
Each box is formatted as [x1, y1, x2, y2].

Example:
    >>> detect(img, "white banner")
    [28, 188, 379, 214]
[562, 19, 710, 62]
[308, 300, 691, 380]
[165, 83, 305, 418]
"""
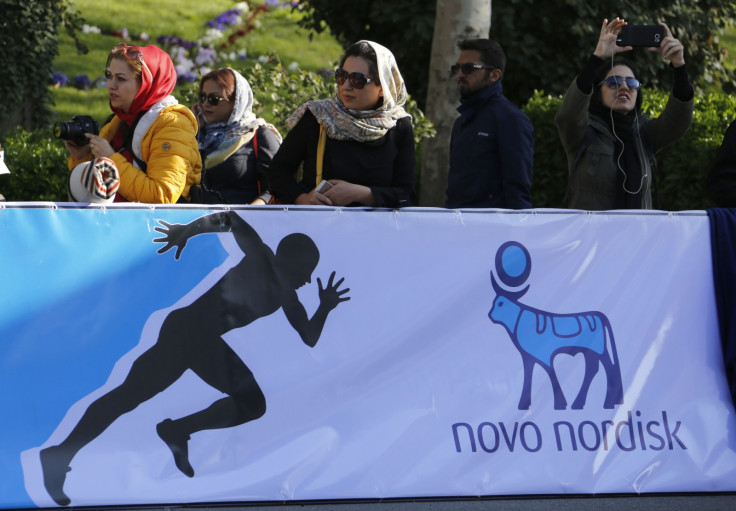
[0, 206, 732, 508]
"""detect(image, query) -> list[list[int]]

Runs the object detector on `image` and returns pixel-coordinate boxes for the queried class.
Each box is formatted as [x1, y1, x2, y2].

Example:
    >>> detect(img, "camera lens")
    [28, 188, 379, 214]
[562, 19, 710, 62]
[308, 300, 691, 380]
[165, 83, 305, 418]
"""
[53, 122, 67, 140]
[53, 116, 98, 145]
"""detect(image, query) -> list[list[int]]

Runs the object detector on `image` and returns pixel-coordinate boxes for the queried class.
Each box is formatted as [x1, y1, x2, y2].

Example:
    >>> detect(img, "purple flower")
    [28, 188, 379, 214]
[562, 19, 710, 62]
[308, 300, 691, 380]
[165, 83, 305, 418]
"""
[177, 72, 198, 85]
[74, 74, 93, 90]
[265, 0, 279, 6]
[51, 72, 69, 87]
[195, 46, 219, 66]
[157, 35, 196, 50]
[206, 8, 242, 30]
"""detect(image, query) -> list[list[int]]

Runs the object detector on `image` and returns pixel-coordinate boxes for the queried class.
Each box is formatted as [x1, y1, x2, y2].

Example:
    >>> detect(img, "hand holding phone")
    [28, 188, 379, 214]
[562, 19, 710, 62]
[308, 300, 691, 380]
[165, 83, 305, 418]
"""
[315, 180, 333, 194]
[616, 25, 665, 48]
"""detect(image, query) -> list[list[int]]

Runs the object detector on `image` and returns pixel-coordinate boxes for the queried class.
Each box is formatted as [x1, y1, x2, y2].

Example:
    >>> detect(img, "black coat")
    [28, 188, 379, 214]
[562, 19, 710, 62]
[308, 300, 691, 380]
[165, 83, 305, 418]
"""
[708, 119, 736, 208]
[446, 81, 534, 209]
[195, 125, 280, 205]
[268, 110, 415, 207]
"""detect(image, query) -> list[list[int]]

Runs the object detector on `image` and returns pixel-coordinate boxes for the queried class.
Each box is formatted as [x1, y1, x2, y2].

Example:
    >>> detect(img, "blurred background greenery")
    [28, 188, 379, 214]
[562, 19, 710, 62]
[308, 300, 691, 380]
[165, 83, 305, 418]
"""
[50, 0, 343, 125]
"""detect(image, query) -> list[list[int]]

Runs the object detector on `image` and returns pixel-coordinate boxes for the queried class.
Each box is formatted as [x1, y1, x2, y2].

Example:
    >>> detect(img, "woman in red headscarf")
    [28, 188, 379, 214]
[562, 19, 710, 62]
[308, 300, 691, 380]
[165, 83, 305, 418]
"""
[65, 43, 202, 203]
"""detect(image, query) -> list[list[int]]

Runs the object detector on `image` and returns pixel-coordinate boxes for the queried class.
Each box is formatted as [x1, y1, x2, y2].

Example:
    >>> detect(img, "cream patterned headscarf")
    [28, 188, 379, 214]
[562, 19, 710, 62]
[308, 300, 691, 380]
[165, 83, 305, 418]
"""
[198, 68, 281, 159]
[286, 40, 411, 142]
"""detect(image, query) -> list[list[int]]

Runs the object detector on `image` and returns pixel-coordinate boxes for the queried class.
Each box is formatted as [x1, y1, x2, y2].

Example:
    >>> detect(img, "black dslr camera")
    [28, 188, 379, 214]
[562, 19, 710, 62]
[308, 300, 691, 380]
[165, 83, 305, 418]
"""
[54, 115, 99, 146]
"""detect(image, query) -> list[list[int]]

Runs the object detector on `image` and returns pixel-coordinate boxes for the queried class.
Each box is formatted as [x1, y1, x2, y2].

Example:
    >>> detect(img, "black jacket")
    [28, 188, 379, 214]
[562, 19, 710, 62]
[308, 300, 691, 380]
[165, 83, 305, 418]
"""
[708, 119, 736, 208]
[268, 110, 415, 207]
[446, 81, 534, 209]
[195, 125, 280, 205]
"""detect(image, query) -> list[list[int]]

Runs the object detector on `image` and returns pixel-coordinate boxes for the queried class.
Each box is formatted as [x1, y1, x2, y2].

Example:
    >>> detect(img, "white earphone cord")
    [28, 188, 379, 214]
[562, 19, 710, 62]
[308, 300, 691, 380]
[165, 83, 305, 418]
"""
[608, 52, 647, 196]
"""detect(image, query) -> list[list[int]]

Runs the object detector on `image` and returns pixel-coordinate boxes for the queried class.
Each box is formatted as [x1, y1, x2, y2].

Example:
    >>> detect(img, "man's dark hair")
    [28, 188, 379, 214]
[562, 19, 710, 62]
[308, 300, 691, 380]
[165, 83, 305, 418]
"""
[340, 41, 379, 81]
[458, 39, 506, 74]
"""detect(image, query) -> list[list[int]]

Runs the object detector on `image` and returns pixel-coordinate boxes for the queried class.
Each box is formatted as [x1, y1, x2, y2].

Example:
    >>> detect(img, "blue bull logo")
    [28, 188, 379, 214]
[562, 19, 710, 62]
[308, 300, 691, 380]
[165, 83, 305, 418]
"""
[488, 241, 624, 410]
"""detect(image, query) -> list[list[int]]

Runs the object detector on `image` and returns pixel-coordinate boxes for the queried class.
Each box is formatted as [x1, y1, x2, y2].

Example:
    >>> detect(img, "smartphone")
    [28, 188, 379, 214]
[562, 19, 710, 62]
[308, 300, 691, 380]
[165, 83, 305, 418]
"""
[316, 180, 333, 193]
[616, 25, 665, 47]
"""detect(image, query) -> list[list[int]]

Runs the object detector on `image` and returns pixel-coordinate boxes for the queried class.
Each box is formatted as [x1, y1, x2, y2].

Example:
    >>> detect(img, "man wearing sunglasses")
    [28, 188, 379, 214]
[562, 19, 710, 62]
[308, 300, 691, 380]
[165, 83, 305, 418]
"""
[445, 38, 534, 210]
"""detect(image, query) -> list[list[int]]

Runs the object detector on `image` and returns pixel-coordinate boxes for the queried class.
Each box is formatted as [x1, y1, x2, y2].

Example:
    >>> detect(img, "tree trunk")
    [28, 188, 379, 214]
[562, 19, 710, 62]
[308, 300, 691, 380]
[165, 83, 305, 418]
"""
[419, 0, 491, 207]
[0, 101, 34, 136]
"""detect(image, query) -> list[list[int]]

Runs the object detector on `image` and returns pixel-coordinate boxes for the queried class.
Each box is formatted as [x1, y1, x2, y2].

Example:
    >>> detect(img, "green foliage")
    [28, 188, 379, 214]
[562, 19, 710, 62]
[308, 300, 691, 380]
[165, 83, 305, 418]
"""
[522, 92, 568, 208]
[0, 129, 69, 202]
[0, 0, 79, 132]
[296, 0, 435, 108]
[642, 90, 735, 210]
[522, 89, 733, 210]
[299, 0, 736, 108]
[50, 0, 344, 127]
[493, 0, 736, 105]
[241, 5, 343, 71]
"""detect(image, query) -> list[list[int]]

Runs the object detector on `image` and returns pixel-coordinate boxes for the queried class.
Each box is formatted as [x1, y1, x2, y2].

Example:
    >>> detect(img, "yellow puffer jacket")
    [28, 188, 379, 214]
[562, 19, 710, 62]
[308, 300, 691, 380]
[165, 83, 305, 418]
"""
[68, 104, 202, 203]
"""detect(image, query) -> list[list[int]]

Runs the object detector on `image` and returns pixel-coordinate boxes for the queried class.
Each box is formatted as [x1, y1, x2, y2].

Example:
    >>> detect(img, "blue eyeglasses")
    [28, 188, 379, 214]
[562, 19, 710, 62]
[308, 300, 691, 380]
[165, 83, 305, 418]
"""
[600, 75, 641, 91]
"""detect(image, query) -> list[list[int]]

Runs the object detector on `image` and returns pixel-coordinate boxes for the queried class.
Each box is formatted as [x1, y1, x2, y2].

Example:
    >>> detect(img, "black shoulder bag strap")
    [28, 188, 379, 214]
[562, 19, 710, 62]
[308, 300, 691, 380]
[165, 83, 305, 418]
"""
[120, 110, 149, 173]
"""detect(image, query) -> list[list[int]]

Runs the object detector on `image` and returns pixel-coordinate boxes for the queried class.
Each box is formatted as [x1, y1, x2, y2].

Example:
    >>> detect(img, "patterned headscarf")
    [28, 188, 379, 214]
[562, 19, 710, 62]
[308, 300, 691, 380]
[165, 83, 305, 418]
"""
[286, 40, 411, 142]
[198, 68, 281, 156]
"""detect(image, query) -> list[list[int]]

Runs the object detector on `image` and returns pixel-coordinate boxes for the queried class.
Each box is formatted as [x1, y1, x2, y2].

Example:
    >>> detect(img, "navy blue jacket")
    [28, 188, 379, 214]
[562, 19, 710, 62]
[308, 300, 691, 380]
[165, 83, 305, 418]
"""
[446, 81, 534, 209]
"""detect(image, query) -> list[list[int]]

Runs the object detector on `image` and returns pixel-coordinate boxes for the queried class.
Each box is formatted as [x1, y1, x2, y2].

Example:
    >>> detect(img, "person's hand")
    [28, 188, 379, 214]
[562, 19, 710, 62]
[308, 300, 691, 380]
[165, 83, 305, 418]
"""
[295, 189, 334, 206]
[322, 179, 376, 207]
[64, 139, 91, 161]
[650, 23, 685, 67]
[317, 271, 351, 312]
[594, 18, 631, 59]
[153, 220, 190, 259]
[192, 102, 207, 128]
[85, 134, 114, 159]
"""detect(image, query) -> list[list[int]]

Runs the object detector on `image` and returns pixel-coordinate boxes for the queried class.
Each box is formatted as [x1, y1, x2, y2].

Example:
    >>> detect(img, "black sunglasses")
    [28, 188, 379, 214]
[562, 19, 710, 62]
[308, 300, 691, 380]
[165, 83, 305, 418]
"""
[450, 63, 495, 75]
[198, 92, 229, 106]
[600, 75, 641, 91]
[335, 68, 376, 89]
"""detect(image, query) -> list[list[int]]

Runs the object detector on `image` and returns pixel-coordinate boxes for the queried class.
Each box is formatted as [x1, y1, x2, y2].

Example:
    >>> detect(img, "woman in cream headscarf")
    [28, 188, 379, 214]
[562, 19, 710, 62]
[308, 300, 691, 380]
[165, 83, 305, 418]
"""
[191, 67, 282, 204]
[268, 40, 415, 207]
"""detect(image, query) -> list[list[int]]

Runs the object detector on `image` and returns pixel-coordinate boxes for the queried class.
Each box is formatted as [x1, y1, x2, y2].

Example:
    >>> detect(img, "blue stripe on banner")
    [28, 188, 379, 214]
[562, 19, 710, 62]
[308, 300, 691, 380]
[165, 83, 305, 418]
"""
[0, 207, 219, 508]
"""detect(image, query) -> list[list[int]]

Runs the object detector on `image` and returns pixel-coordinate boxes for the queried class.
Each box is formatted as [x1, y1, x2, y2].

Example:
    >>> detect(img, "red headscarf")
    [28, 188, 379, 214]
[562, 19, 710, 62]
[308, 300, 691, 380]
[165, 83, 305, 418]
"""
[109, 44, 178, 126]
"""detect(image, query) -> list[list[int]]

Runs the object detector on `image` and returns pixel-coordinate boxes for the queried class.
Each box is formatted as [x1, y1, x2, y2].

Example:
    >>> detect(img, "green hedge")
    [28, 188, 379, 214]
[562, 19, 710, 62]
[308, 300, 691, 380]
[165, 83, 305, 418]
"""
[524, 89, 735, 210]
[1, 88, 733, 209]
[0, 129, 69, 202]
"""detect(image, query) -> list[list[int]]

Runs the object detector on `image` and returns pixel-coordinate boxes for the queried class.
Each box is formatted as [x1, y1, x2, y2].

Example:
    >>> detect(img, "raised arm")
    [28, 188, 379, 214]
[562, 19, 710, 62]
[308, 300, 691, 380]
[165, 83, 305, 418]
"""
[281, 271, 350, 347]
[153, 211, 265, 259]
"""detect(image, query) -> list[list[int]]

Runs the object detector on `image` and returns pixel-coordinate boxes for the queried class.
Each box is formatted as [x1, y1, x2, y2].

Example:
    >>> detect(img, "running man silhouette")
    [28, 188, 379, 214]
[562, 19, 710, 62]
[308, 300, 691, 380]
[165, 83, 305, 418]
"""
[39, 211, 350, 506]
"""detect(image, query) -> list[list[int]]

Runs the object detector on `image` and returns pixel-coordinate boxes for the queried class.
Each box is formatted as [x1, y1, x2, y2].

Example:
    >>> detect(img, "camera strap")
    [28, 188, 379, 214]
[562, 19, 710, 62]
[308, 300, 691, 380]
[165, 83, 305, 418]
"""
[120, 111, 149, 173]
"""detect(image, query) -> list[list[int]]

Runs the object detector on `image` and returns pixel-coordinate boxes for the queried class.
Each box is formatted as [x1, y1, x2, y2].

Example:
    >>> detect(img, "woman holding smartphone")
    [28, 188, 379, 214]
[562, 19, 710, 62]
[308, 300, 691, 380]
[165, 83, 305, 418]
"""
[555, 18, 693, 210]
[268, 40, 415, 207]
